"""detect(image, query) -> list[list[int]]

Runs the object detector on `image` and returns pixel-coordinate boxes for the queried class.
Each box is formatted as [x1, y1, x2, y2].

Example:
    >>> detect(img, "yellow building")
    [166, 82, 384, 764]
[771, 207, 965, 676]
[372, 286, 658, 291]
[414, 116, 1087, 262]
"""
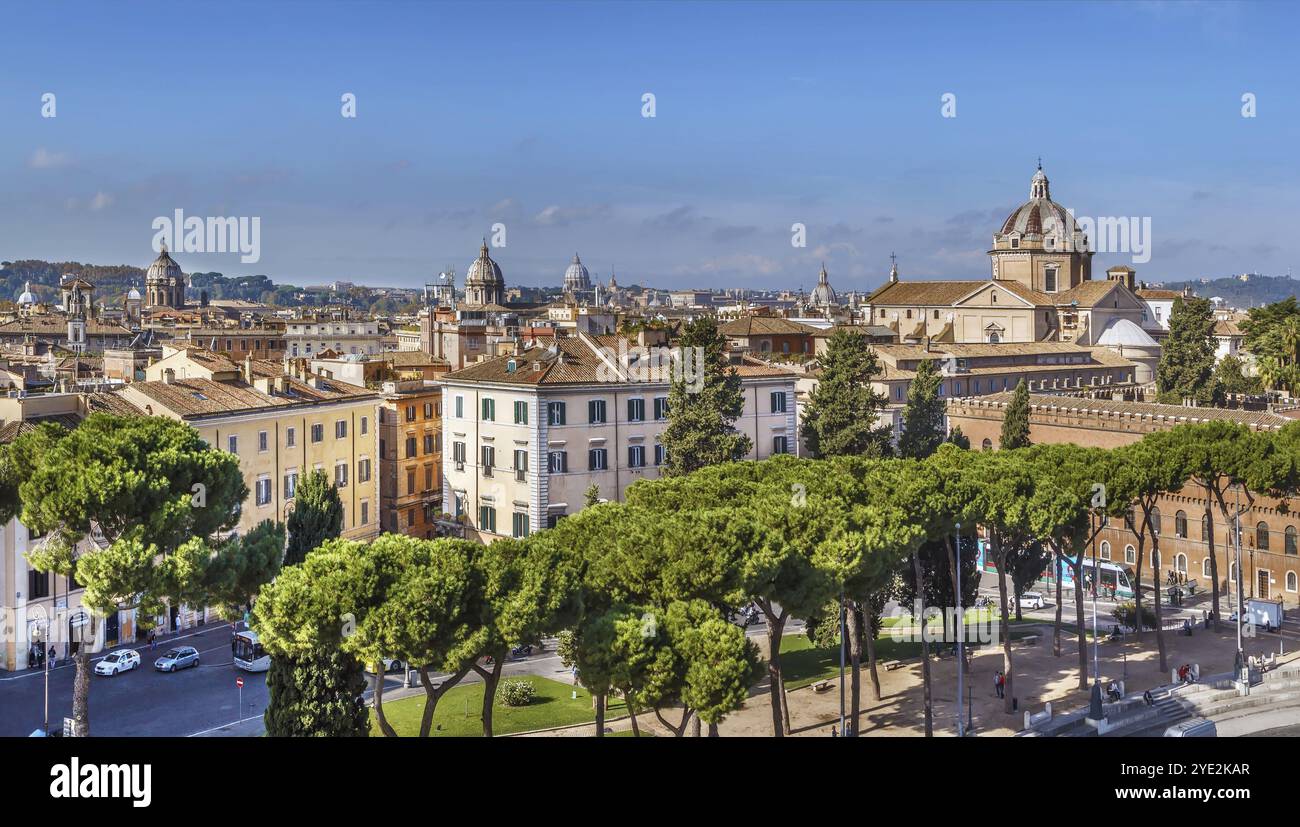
[378, 380, 442, 538]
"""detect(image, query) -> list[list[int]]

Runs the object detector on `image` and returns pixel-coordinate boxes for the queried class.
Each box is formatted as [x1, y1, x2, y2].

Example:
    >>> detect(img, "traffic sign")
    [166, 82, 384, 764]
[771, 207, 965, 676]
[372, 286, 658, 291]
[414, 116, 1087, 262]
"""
[236, 677, 244, 688]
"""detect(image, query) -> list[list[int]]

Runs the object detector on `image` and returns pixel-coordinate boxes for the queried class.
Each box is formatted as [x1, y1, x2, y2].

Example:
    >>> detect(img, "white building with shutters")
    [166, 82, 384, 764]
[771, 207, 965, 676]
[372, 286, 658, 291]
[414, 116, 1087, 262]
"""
[440, 332, 798, 542]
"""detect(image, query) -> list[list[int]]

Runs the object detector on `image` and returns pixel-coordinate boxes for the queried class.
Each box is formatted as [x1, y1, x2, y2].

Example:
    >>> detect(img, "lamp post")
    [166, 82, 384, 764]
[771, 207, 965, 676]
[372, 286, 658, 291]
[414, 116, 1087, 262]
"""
[838, 587, 846, 737]
[955, 522, 965, 737]
[1087, 510, 1104, 720]
[1233, 484, 1248, 689]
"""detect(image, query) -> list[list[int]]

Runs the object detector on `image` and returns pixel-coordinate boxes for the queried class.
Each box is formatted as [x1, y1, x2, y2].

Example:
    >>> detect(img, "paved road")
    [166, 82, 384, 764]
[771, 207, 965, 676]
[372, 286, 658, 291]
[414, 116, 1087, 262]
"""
[0, 622, 266, 737]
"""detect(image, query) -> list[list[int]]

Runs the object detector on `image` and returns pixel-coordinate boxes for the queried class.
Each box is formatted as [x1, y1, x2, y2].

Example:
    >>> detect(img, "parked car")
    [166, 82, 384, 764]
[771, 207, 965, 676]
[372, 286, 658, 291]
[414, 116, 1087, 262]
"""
[94, 650, 141, 676]
[1018, 592, 1045, 610]
[154, 646, 200, 672]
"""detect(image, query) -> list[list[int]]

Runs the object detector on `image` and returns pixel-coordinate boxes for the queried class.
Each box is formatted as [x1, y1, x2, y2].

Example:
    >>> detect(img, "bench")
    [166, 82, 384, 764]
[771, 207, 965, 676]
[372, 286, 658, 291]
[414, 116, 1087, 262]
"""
[1019, 634, 1040, 646]
[885, 661, 906, 672]
[812, 680, 833, 693]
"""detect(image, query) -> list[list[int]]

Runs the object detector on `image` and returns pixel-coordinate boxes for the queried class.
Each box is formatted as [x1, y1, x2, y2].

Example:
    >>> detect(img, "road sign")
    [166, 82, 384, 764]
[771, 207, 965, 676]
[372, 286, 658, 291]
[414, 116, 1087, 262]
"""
[236, 677, 244, 688]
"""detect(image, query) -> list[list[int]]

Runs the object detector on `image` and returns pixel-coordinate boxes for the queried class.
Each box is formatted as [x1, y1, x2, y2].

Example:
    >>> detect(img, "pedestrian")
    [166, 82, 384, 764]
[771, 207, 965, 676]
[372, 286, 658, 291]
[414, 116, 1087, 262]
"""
[149, 629, 156, 650]
[830, 725, 837, 738]
[49, 645, 56, 667]
[994, 671, 1004, 699]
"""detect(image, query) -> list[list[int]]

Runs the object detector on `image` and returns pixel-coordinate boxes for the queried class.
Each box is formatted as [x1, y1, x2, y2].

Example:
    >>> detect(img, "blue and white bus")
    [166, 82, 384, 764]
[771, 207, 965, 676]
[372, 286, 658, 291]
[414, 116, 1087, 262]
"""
[232, 629, 270, 672]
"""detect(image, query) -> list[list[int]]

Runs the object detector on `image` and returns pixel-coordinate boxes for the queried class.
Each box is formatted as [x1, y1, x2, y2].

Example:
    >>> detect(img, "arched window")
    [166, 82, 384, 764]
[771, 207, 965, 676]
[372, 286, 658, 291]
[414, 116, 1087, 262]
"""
[1287, 526, 1297, 555]
[1256, 521, 1270, 551]
[988, 332, 1001, 344]
[1124, 544, 1136, 565]
[1150, 508, 1161, 535]
[1175, 510, 1188, 538]
[981, 438, 993, 451]
[1099, 541, 1111, 561]
[1288, 571, 1298, 593]
[1175, 553, 1187, 573]
[1201, 514, 1210, 542]
[1202, 558, 1212, 578]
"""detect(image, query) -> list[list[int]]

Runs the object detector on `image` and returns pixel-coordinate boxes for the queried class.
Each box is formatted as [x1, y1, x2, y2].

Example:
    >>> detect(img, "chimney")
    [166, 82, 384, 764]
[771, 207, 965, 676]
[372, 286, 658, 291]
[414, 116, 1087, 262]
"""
[163, 368, 175, 384]
[243, 354, 253, 384]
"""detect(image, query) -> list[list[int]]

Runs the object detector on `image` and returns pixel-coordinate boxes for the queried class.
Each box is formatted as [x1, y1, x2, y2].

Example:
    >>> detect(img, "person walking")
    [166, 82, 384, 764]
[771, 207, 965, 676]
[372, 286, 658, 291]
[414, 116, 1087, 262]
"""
[994, 671, 1005, 699]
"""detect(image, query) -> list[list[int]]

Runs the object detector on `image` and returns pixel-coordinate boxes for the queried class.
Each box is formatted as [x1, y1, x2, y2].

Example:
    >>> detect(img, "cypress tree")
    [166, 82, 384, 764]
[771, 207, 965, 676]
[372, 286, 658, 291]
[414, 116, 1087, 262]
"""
[801, 328, 893, 458]
[1000, 379, 1032, 449]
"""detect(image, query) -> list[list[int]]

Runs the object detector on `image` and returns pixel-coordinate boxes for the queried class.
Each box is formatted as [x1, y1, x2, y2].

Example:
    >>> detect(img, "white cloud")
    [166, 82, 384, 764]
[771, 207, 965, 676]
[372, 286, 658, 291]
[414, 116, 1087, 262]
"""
[29, 147, 72, 169]
[90, 191, 114, 211]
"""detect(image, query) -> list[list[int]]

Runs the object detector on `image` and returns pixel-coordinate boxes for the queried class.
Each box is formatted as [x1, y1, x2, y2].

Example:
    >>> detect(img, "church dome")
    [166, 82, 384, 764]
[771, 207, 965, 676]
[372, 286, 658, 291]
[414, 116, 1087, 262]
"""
[147, 247, 184, 282]
[127, 285, 142, 301]
[1096, 317, 1159, 348]
[564, 253, 591, 290]
[809, 263, 838, 307]
[998, 165, 1075, 239]
[17, 281, 36, 305]
[466, 241, 504, 286]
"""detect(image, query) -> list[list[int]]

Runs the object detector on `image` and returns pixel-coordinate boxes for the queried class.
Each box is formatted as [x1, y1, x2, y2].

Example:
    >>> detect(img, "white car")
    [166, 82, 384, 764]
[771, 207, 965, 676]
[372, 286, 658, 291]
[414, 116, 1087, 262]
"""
[94, 650, 141, 676]
[1018, 592, 1045, 610]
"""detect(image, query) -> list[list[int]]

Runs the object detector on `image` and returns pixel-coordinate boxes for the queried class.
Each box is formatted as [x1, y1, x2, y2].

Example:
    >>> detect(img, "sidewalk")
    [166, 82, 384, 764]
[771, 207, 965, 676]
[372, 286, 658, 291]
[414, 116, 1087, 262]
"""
[191, 716, 266, 737]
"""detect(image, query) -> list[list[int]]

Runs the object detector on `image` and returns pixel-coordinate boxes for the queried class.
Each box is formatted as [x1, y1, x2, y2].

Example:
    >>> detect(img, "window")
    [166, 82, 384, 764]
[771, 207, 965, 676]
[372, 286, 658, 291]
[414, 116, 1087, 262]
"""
[424, 465, 434, 492]
[360, 416, 368, 435]
[548, 451, 568, 473]
[358, 458, 371, 483]
[258, 431, 268, 453]
[311, 423, 324, 443]
[1202, 558, 1212, 578]
[513, 511, 530, 539]
[654, 444, 666, 466]
[407, 469, 417, 495]
[770, 391, 787, 413]
[1175, 510, 1188, 539]
[1099, 541, 1111, 561]
[773, 436, 789, 455]
[628, 446, 645, 468]
[335, 461, 348, 487]
[28, 569, 50, 599]
[1287, 526, 1297, 555]
[481, 398, 495, 421]
[453, 441, 466, 469]
[256, 477, 272, 506]
[589, 448, 608, 471]
[547, 401, 566, 426]
[1257, 521, 1270, 551]
[405, 405, 416, 423]
[1288, 571, 1298, 593]
[423, 402, 433, 419]
[335, 419, 348, 439]
[1124, 544, 1136, 565]
[981, 438, 993, 451]
[361, 501, 369, 526]
[654, 396, 669, 420]
[455, 396, 464, 418]
[423, 434, 434, 455]
[481, 445, 495, 475]
[547, 512, 565, 529]
[406, 437, 418, 459]
[1202, 514, 1210, 542]
[589, 399, 607, 424]
[1010, 237, 1019, 249]
[286, 427, 296, 448]
[514, 400, 529, 424]
[1150, 508, 1161, 535]
[479, 505, 497, 533]
[228, 435, 238, 454]
[514, 449, 528, 480]
[284, 470, 299, 499]
[1044, 266, 1058, 293]
[1175, 553, 1187, 574]
[627, 398, 645, 422]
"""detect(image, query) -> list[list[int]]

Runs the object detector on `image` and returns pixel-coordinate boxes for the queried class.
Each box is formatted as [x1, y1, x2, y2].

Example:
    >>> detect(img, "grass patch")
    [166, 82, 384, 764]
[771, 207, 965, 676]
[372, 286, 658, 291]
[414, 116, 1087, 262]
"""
[371, 676, 629, 737]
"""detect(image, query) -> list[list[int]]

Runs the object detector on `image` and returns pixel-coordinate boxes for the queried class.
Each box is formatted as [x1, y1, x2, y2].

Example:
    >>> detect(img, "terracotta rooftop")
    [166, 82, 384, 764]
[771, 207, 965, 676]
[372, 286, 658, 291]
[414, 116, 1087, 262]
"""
[957, 392, 1292, 430]
[121, 374, 374, 418]
[719, 317, 821, 337]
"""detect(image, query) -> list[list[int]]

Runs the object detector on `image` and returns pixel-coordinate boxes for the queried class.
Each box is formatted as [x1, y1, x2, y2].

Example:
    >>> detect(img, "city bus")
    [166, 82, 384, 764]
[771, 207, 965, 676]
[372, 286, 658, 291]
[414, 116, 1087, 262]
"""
[232, 629, 271, 672]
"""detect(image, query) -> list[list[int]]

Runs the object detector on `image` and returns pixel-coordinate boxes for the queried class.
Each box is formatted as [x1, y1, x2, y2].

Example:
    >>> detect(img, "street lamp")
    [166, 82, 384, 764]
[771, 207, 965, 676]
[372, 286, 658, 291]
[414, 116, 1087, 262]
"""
[954, 522, 965, 737]
[1233, 485, 1248, 689]
[1087, 510, 1104, 721]
[838, 586, 846, 737]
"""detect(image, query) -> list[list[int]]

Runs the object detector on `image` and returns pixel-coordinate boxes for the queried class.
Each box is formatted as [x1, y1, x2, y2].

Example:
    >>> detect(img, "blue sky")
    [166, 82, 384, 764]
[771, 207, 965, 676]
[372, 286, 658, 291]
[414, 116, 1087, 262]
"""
[1, 0, 1296, 292]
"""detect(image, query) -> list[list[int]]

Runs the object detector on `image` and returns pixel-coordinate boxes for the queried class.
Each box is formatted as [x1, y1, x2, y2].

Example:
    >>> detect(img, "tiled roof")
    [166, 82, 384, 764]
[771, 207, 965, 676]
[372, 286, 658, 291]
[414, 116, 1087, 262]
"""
[1214, 320, 1243, 337]
[962, 392, 1291, 429]
[719, 317, 820, 337]
[1137, 289, 1182, 300]
[124, 374, 373, 418]
[1054, 281, 1120, 308]
[865, 280, 987, 305]
[0, 317, 133, 335]
[82, 392, 144, 416]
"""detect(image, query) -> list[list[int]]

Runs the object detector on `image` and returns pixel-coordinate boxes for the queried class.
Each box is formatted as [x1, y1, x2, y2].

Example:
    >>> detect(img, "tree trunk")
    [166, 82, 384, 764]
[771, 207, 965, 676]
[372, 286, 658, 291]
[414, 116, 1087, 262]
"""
[1053, 553, 1064, 657]
[708, 721, 719, 737]
[595, 692, 606, 738]
[691, 713, 702, 737]
[417, 663, 472, 737]
[72, 646, 91, 737]
[781, 681, 792, 735]
[995, 541, 1014, 715]
[913, 550, 933, 736]
[472, 654, 505, 737]
[372, 661, 397, 737]
[1132, 536, 1145, 645]
[1072, 558, 1088, 691]
[654, 706, 693, 737]
[864, 615, 882, 701]
[1151, 538, 1168, 674]
[760, 602, 787, 737]
[846, 600, 862, 736]
[629, 707, 641, 737]
[1204, 489, 1220, 632]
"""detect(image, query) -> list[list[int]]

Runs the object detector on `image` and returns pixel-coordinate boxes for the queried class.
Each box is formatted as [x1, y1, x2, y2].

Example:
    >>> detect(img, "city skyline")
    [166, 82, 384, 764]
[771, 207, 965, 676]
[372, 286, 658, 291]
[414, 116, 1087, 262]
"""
[2, 1, 1297, 292]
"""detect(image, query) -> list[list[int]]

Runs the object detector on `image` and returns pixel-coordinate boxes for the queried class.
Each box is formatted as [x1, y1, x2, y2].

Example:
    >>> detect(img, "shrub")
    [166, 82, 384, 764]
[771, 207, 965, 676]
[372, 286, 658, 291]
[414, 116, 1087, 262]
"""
[500, 679, 536, 707]
[1112, 601, 1158, 630]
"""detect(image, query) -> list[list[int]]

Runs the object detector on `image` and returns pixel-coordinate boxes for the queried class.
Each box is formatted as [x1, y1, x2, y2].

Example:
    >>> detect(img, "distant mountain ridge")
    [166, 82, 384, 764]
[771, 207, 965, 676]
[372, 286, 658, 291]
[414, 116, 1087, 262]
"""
[1150, 274, 1297, 309]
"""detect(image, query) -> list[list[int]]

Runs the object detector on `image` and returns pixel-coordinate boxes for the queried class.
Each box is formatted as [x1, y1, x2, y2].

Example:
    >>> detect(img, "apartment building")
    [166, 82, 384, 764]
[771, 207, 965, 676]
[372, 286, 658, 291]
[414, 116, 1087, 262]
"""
[182, 325, 287, 361]
[441, 333, 798, 542]
[285, 318, 387, 357]
[116, 356, 381, 541]
[378, 380, 442, 538]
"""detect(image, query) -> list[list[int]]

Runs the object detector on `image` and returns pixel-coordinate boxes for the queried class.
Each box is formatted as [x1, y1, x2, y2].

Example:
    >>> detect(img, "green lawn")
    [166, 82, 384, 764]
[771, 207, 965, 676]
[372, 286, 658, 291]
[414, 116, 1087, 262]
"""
[371, 676, 629, 737]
